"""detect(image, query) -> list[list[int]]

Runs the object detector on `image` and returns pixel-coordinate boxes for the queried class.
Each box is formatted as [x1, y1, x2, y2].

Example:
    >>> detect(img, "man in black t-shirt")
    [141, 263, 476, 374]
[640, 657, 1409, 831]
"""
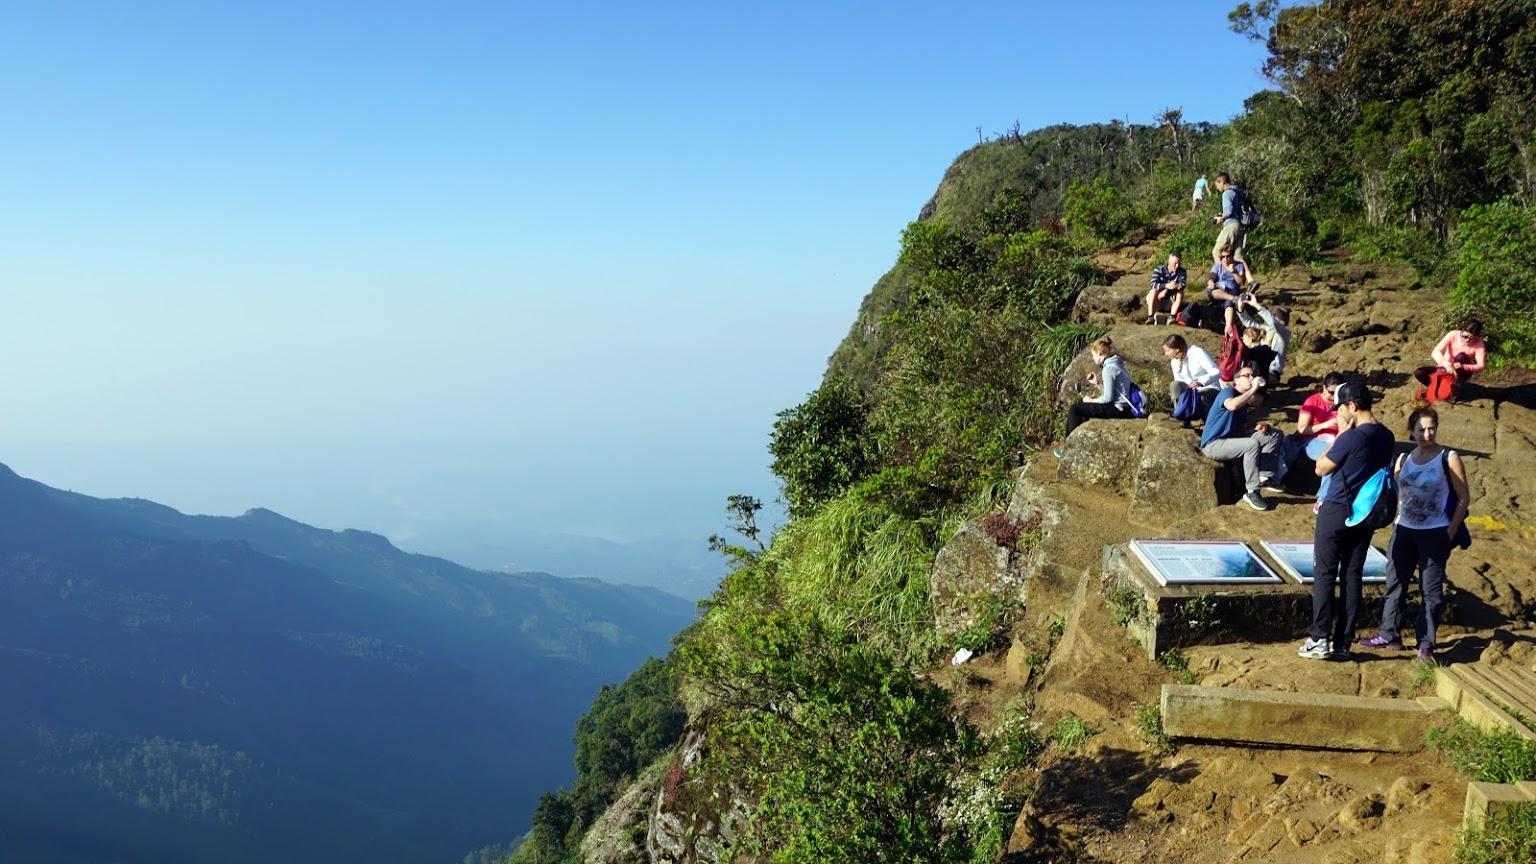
[1299, 381, 1396, 662]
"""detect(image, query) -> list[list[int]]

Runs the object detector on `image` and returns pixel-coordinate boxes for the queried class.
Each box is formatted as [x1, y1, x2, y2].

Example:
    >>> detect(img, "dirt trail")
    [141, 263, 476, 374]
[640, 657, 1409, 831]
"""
[953, 222, 1536, 863]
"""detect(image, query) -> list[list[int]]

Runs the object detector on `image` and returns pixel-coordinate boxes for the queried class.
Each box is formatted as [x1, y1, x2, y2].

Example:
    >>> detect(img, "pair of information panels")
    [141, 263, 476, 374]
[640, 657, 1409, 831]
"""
[1128, 539, 1390, 587]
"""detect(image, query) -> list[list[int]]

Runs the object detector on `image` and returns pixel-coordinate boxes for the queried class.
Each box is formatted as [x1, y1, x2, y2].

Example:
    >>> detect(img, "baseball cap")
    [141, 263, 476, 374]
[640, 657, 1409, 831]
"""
[1335, 380, 1371, 409]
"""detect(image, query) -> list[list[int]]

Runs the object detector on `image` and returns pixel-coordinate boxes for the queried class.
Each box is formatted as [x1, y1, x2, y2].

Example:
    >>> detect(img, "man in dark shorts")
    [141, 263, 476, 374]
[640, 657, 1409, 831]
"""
[1299, 380, 1396, 662]
[1145, 253, 1188, 324]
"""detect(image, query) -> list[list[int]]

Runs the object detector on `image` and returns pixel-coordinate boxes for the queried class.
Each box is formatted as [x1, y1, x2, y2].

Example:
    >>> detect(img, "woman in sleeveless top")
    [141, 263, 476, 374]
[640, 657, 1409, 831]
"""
[1360, 407, 1470, 660]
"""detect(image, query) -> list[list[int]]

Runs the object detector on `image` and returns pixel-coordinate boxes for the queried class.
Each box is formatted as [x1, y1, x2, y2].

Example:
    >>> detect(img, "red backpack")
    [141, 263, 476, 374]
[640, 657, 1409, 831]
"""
[1217, 323, 1246, 383]
[1420, 369, 1460, 404]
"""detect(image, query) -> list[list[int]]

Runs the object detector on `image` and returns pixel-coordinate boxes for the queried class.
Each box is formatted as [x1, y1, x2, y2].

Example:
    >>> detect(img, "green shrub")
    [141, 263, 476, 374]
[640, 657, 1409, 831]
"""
[1049, 714, 1096, 750]
[1456, 802, 1536, 864]
[1447, 200, 1536, 369]
[769, 378, 871, 518]
[1109, 582, 1146, 628]
[1158, 649, 1197, 685]
[1062, 176, 1144, 245]
[682, 608, 982, 864]
[1135, 702, 1173, 756]
[1428, 720, 1536, 783]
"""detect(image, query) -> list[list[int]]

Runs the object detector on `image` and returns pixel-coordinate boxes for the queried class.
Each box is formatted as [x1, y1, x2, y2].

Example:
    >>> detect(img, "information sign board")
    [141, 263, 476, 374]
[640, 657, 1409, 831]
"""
[1258, 540, 1390, 584]
[1128, 540, 1283, 586]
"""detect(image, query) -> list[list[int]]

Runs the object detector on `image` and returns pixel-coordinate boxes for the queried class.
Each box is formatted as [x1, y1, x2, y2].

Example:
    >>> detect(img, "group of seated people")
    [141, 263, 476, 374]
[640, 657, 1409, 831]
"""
[1060, 249, 1492, 515]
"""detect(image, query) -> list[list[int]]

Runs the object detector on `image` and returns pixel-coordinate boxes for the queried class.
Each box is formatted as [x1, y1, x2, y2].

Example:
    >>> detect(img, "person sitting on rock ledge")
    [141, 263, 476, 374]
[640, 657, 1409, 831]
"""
[1205, 247, 1249, 330]
[1297, 372, 1345, 513]
[1199, 362, 1282, 511]
[1236, 295, 1290, 380]
[1241, 327, 1278, 391]
[1164, 333, 1219, 420]
[1144, 253, 1187, 325]
[1054, 336, 1136, 458]
[1413, 318, 1486, 402]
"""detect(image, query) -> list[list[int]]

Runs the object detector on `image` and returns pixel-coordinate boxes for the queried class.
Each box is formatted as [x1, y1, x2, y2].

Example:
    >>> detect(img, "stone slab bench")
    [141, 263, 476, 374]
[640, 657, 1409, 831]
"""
[1161, 684, 1451, 752]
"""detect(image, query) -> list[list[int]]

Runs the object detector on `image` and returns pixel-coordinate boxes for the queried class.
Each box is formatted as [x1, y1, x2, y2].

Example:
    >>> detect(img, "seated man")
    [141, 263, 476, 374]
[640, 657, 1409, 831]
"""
[1199, 363, 1283, 511]
[1205, 247, 1249, 329]
[1237, 295, 1291, 380]
[1414, 319, 1486, 399]
[1145, 253, 1187, 324]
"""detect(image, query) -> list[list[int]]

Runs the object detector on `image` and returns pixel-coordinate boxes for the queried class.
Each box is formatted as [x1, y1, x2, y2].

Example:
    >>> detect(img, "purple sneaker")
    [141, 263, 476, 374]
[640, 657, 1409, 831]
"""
[1359, 634, 1406, 650]
[1417, 646, 1435, 662]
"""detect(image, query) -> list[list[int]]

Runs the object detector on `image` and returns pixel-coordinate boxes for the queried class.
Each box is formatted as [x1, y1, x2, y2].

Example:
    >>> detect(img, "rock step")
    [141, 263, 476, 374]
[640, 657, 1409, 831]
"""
[1434, 664, 1536, 740]
[1160, 683, 1451, 751]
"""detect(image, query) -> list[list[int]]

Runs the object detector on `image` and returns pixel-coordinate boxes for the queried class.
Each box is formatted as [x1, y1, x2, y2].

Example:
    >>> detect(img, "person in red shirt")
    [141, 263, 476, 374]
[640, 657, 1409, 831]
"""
[1414, 319, 1487, 388]
[1298, 372, 1345, 513]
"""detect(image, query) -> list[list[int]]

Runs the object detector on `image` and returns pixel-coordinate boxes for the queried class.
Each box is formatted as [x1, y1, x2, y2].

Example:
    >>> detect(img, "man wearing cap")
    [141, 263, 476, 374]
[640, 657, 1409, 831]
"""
[1299, 380, 1395, 662]
[1199, 362, 1283, 511]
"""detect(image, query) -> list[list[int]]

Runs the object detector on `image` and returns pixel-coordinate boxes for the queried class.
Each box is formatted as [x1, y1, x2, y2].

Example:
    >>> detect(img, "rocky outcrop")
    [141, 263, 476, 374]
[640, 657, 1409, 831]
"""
[929, 472, 1072, 639]
[582, 761, 666, 864]
[930, 520, 1015, 638]
[645, 724, 752, 864]
[1130, 426, 1225, 518]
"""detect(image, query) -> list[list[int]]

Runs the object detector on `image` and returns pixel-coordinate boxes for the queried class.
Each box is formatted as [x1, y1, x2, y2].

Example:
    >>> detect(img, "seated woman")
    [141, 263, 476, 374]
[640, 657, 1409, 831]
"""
[1205, 246, 1249, 330]
[1298, 372, 1345, 512]
[1163, 333, 1219, 419]
[1236, 295, 1290, 380]
[1241, 327, 1278, 387]
[1414, 319, 1486, 399]
[1054, 336, 1135, 456]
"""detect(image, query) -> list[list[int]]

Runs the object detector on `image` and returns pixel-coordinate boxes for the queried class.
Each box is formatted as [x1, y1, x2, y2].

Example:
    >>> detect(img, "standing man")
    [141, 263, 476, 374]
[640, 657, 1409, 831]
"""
[1145, 253, 1187, 324]
[1191, 175, 1208, 213]
[1299, 380, 1395, 662]
[1210, 172, 1256, 283]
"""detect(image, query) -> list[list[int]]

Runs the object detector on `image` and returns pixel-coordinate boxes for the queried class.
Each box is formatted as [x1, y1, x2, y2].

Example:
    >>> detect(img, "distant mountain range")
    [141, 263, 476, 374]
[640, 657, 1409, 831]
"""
[400, 527, 727, 602]
[0, 463, 697, 864]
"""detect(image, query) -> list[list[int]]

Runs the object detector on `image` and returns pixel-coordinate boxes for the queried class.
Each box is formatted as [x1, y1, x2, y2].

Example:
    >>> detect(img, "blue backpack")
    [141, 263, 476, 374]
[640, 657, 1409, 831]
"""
[1172, 387, 1202, 421]
[1347, 467, 1398, 530]
[1128, 384, 1149, 418]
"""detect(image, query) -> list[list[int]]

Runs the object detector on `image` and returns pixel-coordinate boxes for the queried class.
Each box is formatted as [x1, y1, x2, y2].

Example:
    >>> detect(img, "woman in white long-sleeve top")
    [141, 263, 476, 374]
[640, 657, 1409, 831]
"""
[1163, 333, 1220, 419]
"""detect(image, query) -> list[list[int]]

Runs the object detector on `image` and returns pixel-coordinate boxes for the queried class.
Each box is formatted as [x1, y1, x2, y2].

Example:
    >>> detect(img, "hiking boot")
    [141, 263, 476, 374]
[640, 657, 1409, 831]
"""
[1359, 634, 1406, 650]
[1298, 638, 1330, 659]
[1241, 491, 1271, 511]
[1325, 649, 1352, 662]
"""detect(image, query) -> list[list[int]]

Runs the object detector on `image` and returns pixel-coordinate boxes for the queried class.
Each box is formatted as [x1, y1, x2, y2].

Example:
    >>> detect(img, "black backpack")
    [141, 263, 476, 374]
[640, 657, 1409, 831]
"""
[1236, 187, 1263, 228]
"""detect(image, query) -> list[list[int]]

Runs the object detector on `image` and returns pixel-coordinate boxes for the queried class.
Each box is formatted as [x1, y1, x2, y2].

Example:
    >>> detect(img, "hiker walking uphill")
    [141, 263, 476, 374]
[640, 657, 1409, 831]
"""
[1191, 174, 1208, 213]
[1360, 407, 1470, 662]
[1299, 380, 1396, 663]
[1210, 172, 1259, 283]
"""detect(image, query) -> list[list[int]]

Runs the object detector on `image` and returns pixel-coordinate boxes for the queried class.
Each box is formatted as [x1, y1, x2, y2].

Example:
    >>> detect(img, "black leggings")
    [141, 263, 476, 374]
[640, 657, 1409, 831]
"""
[1066, 401, 1133, 437]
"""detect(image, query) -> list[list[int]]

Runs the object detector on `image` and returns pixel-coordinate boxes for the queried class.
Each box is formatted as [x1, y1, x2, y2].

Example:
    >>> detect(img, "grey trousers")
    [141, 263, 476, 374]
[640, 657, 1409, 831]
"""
[1200, 428, 1283, 493]
[1380, 525, 1451, 650]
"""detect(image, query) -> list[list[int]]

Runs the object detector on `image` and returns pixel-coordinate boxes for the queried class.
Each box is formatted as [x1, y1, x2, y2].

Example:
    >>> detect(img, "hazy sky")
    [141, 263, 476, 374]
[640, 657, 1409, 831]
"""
[0, 1, 1270, 547]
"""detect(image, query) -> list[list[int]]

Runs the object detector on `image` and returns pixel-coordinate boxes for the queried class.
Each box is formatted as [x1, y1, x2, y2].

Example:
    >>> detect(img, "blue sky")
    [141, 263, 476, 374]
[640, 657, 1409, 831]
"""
[0, 1, 1271, 551]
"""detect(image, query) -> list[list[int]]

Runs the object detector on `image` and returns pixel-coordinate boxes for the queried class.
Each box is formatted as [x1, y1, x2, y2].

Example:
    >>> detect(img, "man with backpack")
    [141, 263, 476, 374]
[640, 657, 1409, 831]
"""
[1299, 380, 1396, 662]
[1210, 172, 1259, 283]
[1199, 362, 1283, 511]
